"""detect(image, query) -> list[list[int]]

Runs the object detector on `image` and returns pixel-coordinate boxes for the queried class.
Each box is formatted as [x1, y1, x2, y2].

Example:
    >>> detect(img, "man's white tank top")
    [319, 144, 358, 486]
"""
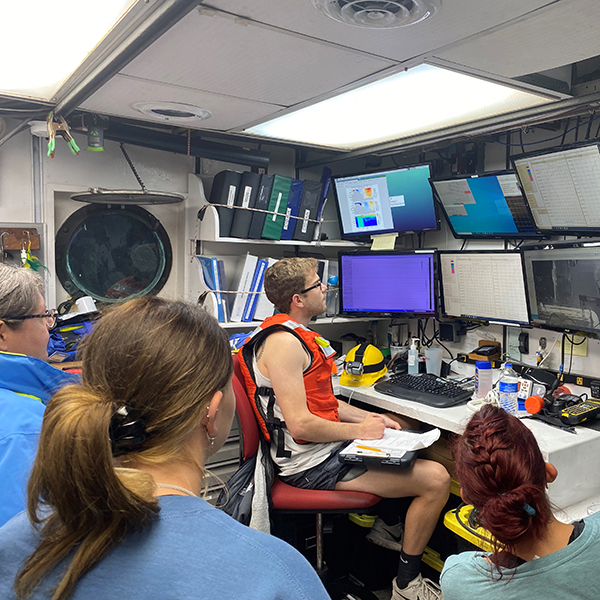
[252, 352, 342, 477]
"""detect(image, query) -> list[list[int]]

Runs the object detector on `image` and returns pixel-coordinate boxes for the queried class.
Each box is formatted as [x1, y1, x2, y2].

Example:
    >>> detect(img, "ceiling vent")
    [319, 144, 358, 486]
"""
[311, 0, 441, 29]
[133, 102, 212, 123]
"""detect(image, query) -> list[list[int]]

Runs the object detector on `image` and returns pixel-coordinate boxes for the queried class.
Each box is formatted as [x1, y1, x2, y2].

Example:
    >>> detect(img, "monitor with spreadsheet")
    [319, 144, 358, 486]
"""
[512, 142, 600, 235]
[430, 171, 540, 239]
[439, 251, 530, 325]
[523, 242, 600, 334]
[332, 164, 438, 240]
[339, 250, 436, 316]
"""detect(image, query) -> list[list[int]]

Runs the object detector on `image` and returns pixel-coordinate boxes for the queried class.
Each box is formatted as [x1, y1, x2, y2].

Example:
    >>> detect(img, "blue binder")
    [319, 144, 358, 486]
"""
[243, 258, 269, 322]
[281, 179, 305, 241]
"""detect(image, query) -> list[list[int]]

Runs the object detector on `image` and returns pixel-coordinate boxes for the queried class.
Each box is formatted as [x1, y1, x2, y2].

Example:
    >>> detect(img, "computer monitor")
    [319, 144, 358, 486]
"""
[512, 142, 600, 235]
[339, 250, 436, 316]
[430, 171, 540, 239]
[439, 251, 530, 325]
[332, 164, 438, 239]
[523, 242, 600, 334]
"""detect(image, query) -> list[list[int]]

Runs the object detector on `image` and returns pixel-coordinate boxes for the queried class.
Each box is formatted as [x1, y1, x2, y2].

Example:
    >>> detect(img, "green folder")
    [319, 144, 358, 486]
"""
[261, 175, 292, 240]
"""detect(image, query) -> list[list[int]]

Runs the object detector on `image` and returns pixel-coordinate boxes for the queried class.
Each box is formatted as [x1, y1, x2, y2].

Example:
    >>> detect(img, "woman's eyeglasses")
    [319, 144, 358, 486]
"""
[3, 309, 58, 330]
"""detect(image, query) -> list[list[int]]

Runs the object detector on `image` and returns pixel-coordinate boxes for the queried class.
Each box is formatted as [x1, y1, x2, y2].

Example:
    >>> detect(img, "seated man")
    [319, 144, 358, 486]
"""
[239, 257, 450, 600]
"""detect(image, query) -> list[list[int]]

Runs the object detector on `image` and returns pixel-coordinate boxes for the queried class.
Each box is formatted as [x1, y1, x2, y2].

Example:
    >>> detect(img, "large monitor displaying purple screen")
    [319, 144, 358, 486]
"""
[339, 251, 436, 316]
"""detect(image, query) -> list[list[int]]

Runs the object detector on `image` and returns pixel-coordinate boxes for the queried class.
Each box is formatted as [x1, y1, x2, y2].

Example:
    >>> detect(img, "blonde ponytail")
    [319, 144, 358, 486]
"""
[16, 385, 159, 600]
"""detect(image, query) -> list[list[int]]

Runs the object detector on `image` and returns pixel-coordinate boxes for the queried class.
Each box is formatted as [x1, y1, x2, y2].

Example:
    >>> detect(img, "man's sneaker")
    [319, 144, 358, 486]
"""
[391, 574, 443, 600]
[365, 517, 404, 552]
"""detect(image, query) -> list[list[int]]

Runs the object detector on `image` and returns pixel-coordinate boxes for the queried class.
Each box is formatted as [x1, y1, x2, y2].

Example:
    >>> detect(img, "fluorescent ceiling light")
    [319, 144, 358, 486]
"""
[244, 64, 556, 150]
[0, 0, 136, 101]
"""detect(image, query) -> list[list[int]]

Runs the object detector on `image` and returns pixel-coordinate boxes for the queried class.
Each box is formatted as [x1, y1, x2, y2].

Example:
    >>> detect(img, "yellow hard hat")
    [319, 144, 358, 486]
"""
[340, 343, 387, 387]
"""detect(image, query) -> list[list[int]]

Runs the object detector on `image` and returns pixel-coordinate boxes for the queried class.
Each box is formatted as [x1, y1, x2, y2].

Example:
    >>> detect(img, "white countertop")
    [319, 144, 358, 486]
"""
[336, 379, 600, 521]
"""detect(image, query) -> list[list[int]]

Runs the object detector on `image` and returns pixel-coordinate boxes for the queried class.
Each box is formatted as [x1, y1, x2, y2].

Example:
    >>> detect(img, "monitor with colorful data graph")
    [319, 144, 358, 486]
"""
[332, 164, 438, 240]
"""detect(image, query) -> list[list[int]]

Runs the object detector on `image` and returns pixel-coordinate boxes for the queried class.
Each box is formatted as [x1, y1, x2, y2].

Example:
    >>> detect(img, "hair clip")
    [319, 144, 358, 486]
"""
[109, 405, 150, 456]
[523, 502, 536, 517]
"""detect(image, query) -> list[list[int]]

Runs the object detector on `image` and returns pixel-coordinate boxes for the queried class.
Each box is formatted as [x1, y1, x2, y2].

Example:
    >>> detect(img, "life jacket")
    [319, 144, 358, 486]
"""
[238, 313, 338, 459]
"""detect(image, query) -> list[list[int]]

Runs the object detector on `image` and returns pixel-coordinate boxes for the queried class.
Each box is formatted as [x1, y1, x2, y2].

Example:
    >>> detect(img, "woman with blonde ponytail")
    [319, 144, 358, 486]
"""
[0, 297, 329, 600]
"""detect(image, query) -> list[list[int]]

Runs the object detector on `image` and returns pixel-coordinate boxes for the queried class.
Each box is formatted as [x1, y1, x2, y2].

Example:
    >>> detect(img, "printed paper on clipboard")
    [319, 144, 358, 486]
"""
[340, 428, 441, 460]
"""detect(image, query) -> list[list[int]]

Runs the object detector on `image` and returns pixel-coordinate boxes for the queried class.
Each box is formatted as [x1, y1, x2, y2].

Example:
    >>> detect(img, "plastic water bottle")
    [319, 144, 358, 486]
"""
[498, 363, 519, 415]
[325, 275, 339, 317]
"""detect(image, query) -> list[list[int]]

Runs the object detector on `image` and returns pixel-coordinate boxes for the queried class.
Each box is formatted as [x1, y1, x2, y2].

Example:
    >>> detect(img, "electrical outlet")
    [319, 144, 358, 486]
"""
[564, 335, 588, 357]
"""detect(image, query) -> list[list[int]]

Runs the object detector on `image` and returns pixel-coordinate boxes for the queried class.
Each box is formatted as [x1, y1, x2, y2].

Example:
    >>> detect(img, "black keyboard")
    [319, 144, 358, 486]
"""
[374, 373, 473, 408]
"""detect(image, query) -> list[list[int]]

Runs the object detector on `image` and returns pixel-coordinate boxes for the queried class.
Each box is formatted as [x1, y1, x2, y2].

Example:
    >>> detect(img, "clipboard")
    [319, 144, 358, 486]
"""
[338, 447, 419, 469]
[338, 428, 439, 469]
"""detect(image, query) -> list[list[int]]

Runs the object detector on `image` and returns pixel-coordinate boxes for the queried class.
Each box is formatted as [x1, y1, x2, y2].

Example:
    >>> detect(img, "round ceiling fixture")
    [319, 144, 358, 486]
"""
[311, 0, 441, 28]
[133, 102, 212, 123]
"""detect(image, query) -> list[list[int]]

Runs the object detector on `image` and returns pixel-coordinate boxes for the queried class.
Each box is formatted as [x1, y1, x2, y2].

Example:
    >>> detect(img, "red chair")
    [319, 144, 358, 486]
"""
[232, 354, 381, 574]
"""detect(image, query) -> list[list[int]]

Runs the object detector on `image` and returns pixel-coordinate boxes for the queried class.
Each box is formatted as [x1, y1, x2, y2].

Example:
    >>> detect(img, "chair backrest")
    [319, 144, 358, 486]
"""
[232, 353, 260, 462]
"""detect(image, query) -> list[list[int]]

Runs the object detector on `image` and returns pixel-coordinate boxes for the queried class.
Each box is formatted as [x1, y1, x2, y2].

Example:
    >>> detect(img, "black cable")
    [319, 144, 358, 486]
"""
[488, 115, 600, 147]
[460, 239, 467, 251]
[575, 116, 581, 142]
[560, 118, 570, 145]
[595, 120, 600, 139]
[434, 331, 455, 360]
[586, 115, 594, 139]
[519, 129, 525, 154]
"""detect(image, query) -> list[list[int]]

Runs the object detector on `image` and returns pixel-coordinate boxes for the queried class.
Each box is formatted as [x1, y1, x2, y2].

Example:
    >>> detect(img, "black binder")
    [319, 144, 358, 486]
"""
[293, 180, 322, 242]
[230, 171, 262, 239]
[248, 174, 274, 239]
[209, 170, 242, 238]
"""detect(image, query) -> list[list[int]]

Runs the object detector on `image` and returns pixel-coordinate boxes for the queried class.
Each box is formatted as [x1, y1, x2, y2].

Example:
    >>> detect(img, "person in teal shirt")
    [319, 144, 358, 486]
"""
[0, 264, 78, 527]
[441, 404, 600, 600]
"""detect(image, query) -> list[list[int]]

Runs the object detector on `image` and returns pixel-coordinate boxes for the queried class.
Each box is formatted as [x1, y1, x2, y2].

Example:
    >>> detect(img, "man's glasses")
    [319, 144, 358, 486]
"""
[3, 309, 58, 330]
[299, 280, 324, 295]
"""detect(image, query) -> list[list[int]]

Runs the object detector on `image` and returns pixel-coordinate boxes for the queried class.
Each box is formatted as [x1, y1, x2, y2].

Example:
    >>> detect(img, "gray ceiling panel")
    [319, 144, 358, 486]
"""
[120, 8, 395, 106]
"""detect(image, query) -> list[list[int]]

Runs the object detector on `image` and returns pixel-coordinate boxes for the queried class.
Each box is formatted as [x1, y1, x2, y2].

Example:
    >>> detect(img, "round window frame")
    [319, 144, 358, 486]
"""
[55, 204, 173, 302]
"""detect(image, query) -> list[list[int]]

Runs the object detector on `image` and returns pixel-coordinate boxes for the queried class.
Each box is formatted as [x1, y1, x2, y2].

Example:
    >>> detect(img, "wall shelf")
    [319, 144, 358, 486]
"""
[194, 204, 363, 249]
[220, 316, 385, 329]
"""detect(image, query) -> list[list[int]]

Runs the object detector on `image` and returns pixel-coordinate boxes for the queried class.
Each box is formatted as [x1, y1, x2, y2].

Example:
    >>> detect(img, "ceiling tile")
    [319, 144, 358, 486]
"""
[434, 0, 600, 77]
[120, 9, 395, 106]
[80, 74, 283, 130]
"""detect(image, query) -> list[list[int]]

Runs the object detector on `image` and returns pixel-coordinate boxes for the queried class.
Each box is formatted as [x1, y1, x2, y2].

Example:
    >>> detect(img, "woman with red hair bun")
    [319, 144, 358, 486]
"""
[440, 404, 600, 600]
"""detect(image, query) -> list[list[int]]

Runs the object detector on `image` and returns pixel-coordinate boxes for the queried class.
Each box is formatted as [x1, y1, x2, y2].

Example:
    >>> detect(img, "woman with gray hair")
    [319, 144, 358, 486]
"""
[0, 263, 78, 527]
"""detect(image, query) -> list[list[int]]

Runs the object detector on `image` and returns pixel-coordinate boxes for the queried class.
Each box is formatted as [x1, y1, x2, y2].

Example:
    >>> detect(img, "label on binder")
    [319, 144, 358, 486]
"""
[284, 207, 292, 229]
[242, 186, 252, 208]
[301, 209, 310, 233]
[227, 185, 236, 206]
[272, 192, 283, 221]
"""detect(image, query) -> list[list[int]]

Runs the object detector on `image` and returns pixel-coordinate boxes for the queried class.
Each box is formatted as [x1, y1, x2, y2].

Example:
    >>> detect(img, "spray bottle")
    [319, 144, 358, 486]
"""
[408, 337, 420, 375]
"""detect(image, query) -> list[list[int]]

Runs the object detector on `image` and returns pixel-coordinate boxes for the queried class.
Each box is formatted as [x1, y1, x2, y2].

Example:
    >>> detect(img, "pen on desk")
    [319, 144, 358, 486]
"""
[356, 445, 383, 452]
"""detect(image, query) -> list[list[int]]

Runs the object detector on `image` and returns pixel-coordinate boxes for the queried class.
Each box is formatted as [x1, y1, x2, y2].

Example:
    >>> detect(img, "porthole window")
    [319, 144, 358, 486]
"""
[55, 204, 172, 302]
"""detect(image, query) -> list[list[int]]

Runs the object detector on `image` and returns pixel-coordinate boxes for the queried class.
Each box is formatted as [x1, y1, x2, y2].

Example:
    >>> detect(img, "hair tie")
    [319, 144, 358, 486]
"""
[523, 503, 536, 517]
[109, 405, 149, 456]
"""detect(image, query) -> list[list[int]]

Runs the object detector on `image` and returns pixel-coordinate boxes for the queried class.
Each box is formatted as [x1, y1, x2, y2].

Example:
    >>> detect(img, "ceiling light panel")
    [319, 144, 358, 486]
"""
[0, 0, 136, 100]
[244, 64, 556, 150]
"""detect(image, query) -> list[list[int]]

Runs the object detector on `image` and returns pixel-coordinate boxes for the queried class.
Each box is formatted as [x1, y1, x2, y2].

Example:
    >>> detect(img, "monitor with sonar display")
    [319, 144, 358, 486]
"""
[523, 243, 600, 334]
[439, 251, 530, 325]
[333, 164, 437, 239]
[339, 251, 436, 316]
[430, 171, 540, 239]
[512, 142, 600, 235]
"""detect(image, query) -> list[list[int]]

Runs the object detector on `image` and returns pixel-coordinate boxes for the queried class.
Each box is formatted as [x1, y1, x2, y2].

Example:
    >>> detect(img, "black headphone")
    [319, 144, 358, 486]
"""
[345, 343, 385, 376]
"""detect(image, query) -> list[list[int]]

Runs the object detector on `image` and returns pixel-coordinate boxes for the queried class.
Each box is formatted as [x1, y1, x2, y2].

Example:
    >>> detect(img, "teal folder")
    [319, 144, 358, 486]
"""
[261, 175, 292, 240]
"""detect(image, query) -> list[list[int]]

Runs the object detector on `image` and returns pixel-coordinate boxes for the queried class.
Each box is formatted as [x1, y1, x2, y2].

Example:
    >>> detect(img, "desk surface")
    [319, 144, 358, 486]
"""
[337, 380, 600, 522]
